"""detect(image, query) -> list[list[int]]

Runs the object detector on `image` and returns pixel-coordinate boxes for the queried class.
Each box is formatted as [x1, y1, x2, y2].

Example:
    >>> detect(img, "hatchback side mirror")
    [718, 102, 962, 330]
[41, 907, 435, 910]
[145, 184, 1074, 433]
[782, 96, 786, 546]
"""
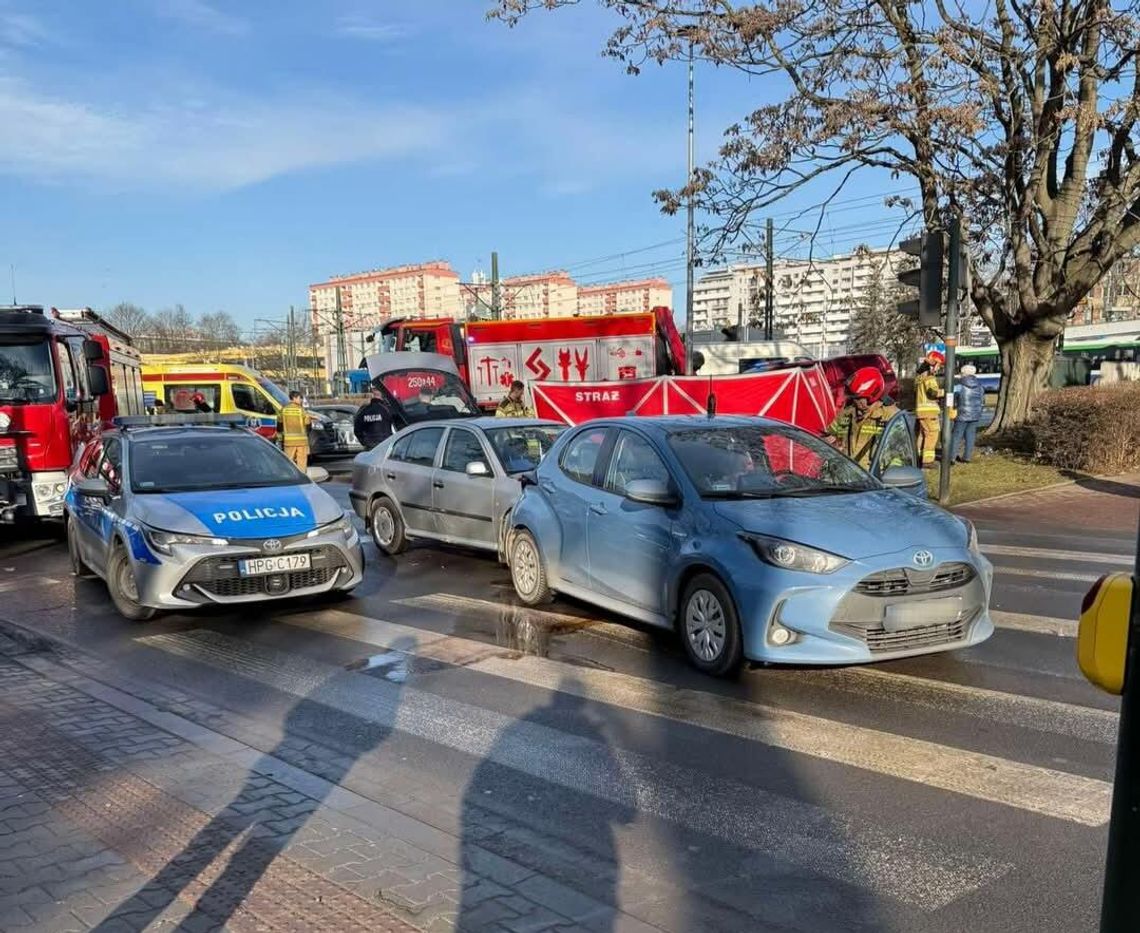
[465, 461, 491, 477]
[880, 465, 926, 495]
[625, 479, 678, 507]
[73, 477, 111, 501]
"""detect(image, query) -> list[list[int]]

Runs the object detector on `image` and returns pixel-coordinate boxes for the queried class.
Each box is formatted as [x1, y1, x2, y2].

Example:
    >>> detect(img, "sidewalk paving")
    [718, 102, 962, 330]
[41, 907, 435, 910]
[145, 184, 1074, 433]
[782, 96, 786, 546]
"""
[956, 474, 1140, 536]
[0, 629, 646, 933]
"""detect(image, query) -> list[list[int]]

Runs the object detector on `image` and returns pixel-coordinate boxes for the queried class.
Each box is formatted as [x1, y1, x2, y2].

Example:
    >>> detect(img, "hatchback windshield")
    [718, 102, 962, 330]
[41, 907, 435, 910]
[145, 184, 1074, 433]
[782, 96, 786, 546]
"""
[668, 425, 876, 498]
[130, 432, 304, 494]
[0, 340, 56, 403]
[486, 425, 566, 473]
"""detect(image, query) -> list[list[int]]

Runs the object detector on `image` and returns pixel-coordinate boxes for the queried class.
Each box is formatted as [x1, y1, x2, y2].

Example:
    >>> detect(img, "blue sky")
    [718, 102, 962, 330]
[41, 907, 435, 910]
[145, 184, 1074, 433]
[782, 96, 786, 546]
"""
[0, 0, 904, 328]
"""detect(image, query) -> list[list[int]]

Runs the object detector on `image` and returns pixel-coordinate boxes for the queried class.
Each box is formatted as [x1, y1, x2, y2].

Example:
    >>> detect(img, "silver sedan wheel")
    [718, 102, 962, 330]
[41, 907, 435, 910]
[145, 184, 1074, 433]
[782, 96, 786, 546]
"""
[685, 589, 727, 662]
[513, 536, 540, 596]
[372, 505, 395, 548]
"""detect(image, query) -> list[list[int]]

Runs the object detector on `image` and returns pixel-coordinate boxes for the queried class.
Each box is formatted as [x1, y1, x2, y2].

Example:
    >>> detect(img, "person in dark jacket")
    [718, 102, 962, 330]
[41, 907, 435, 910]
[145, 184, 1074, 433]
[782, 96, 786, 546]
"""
[951, 363, 985, 463]
[353, 387, 394, 450]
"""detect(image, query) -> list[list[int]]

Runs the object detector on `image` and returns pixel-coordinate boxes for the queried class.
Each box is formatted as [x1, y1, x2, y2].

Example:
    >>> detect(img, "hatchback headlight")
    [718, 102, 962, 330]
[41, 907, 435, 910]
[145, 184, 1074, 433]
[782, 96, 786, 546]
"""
[741, 533, 849, 574]
[144, 527, 227, 555]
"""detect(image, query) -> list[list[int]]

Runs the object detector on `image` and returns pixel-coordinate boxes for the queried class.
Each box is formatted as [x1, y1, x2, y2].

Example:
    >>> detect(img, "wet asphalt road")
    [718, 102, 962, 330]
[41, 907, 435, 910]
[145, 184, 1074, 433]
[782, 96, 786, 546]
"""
[0, 486, 1132, 933]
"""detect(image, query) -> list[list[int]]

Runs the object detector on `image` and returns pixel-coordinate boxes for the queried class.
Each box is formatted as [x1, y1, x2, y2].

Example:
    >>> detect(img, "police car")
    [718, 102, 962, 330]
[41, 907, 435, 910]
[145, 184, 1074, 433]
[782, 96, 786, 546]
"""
[64, 414, 364, 621]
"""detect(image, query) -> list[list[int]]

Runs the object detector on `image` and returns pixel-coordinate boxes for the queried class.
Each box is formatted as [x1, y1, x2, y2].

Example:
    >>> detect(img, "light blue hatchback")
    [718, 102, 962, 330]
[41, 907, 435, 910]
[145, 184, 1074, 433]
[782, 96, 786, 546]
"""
[508, 415, 993, 676]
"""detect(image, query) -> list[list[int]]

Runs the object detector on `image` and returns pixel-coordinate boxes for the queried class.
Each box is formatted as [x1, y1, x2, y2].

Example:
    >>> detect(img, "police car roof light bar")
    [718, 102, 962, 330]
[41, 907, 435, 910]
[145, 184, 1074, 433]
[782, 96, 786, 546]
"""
[113, 413, 257, 429]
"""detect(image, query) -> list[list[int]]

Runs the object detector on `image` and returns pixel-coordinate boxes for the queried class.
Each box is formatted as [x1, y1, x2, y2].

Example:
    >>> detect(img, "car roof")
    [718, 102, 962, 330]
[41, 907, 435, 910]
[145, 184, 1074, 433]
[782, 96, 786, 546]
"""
[570, 415, 782, 434]
[109, 425, 261, 442]
[403, 416, 565, 431]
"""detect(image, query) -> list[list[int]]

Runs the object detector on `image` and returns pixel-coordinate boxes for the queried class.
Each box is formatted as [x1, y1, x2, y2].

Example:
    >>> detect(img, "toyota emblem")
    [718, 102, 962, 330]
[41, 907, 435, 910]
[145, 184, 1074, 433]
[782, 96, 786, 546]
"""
[912, 549, 934, 569]
[263, 539, 283, 555]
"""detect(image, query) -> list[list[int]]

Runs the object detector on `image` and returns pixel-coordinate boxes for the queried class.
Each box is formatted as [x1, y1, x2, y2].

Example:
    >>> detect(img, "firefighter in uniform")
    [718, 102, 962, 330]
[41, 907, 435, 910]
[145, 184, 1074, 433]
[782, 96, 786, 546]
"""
[914, 359, 945, 468]
[278, 390, 309, 470]
[496, 380, 535, 418]
[826, 367, 899, 468]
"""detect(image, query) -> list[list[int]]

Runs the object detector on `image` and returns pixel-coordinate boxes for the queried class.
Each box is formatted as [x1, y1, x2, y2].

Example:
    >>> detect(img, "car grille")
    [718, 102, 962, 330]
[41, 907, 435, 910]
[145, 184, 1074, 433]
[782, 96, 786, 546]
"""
[831, 617, 971, 654]
[178, 545, 347, 599]
[854, 562, 974, 597]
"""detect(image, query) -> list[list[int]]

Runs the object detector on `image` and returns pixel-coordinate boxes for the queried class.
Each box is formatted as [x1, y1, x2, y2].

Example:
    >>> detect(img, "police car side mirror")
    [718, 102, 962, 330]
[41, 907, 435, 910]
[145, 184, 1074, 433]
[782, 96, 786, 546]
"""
[306, 466, 330, 484]
[73, 477, 111, 501]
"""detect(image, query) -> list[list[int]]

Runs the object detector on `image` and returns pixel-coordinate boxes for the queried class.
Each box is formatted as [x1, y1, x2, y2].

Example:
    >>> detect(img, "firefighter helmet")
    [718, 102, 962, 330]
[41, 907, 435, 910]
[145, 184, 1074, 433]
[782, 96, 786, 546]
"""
[846, 367, 886, 402]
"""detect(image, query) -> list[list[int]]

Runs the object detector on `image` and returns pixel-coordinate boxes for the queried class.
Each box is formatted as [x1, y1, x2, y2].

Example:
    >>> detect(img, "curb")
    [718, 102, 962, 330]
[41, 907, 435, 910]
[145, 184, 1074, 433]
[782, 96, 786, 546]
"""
[950, 478, 1079, 511]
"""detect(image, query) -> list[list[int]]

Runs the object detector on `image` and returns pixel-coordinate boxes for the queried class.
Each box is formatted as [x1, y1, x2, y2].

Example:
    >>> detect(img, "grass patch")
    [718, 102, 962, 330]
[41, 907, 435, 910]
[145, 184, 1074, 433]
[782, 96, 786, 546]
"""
[925, 451, 1070, 506]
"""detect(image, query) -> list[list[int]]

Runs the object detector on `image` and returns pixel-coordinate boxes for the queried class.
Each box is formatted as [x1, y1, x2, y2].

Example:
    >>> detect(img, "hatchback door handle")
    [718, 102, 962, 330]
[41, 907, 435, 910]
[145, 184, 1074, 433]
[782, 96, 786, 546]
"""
[385, 472, 397, 480]
[589, 502, 607, 515]
[433, 481, 445, 489]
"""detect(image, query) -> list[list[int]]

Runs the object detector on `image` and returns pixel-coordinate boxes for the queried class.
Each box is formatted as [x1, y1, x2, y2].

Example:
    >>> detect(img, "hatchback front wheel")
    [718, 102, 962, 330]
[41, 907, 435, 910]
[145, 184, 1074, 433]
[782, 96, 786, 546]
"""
[679, 574, 742, 677]
[510, 530, 552, 605]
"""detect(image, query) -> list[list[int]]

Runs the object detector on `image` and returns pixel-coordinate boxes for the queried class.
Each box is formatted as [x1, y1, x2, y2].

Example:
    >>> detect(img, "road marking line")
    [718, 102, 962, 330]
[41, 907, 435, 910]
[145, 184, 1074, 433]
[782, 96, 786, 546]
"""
[812, 667, 1117, 744]
[0, 575, 61, 593]
[273, 609, 1112, 827]
[138, 627, 1011, 910]
[991, 611, 1078, 637]
[982, 544, 1133, 566]
[993, 566, 1102, 583]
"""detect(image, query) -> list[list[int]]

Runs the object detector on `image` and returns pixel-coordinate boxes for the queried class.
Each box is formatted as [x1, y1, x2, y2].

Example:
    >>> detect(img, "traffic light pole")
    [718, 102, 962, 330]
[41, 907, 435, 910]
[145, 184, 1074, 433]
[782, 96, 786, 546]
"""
[1100, 514, 1140, 931]
[938, 217, 960, 505]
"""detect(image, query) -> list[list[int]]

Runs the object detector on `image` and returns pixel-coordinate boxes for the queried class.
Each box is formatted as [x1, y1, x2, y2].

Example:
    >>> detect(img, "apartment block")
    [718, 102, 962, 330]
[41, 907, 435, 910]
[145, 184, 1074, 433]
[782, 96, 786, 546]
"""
[309, 261, 461, 336]
[577, 278, 673, 316]
[690, 248, 905, 357]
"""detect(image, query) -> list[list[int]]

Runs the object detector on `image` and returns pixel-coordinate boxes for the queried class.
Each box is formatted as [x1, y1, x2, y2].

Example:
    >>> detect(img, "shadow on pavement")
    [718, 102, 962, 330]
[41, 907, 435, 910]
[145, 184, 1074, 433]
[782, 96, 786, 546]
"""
[457, 674, 633, 931]
[90, 636, 415, 931]
[1063, 472, 1140, 499]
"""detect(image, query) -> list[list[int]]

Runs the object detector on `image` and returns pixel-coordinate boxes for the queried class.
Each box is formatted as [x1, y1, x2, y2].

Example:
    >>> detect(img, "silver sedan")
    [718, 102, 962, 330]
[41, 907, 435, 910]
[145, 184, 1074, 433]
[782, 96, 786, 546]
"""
[349, 417, 565, 559]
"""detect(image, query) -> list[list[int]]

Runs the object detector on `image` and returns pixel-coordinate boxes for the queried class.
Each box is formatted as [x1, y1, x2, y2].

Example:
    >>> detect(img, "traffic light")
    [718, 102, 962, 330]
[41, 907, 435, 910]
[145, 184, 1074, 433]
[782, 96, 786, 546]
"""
[896, 231, 944, 327]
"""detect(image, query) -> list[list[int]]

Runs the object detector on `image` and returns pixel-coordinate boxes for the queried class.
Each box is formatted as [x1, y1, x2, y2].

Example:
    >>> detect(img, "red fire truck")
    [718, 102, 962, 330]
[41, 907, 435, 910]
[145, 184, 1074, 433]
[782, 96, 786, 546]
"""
[0, 306, 143, 522]
[375, 307, 687, 408]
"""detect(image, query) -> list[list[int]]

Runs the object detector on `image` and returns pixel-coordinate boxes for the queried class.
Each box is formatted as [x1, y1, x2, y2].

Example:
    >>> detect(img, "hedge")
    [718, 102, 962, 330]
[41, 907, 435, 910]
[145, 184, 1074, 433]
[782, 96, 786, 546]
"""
[1029, 382, 1140, 475]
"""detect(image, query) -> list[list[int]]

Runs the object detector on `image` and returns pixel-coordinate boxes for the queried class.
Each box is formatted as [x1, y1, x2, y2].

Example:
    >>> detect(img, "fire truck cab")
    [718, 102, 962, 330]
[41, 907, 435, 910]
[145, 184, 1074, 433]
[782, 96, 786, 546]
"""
[0, 305, 143, 521]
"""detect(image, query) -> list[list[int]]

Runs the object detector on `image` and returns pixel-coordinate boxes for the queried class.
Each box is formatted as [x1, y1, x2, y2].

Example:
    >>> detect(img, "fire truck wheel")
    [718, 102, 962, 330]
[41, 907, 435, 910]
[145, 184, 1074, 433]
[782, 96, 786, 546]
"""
[66, 516, 94, 579]
[107, 543, 157, 622]
[369, 496, 406, 555]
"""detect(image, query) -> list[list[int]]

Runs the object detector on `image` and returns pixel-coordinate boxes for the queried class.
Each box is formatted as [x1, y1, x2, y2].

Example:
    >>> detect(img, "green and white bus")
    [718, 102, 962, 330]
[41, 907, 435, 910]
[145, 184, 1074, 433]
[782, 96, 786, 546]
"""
[956, 338, 1140, 392]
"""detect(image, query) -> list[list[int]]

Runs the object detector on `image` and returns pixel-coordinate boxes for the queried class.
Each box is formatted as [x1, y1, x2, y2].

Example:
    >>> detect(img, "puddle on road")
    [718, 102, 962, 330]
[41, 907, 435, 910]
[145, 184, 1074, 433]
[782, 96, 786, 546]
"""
[346, 649, 449, 682]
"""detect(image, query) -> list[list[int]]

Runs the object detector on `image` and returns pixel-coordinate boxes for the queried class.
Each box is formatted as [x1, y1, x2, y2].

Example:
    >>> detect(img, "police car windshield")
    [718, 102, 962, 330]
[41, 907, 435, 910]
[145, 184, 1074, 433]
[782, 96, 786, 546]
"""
[129, 433, 304, 494]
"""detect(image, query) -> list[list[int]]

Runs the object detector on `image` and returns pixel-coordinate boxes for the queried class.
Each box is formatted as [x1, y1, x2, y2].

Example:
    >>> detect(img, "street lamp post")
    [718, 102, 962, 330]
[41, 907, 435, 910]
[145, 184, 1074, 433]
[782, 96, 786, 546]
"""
[684, 31, 696, 374]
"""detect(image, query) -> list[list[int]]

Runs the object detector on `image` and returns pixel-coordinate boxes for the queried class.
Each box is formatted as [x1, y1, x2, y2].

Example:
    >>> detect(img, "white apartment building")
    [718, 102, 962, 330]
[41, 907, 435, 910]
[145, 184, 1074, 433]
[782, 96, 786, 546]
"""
[309, 261, 462, 336]
[690, 248, 905, 357]
[577, 278, 673, 316]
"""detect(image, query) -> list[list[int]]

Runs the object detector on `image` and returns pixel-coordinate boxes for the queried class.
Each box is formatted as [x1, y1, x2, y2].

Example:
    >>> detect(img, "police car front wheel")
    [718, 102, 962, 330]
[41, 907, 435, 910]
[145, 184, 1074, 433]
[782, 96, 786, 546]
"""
[107, 545, 157, 622]
[66, 516, 94, 579]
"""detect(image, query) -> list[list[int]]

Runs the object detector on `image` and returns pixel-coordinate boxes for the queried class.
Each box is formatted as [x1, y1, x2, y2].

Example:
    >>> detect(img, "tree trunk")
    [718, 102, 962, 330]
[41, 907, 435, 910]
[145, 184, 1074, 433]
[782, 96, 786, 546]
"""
[986, 329, 1057, 434]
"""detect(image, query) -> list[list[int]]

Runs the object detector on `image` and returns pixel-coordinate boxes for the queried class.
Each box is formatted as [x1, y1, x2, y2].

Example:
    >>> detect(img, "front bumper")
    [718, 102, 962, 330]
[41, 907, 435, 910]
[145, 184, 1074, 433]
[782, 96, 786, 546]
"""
[735, 546, 994, 664]
[132, 529, 365, 609]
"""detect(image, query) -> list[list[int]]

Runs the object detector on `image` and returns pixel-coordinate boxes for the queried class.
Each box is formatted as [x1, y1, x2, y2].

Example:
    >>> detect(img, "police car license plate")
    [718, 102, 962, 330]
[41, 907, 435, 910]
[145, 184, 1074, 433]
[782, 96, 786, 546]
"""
[239, 554, 312, 577]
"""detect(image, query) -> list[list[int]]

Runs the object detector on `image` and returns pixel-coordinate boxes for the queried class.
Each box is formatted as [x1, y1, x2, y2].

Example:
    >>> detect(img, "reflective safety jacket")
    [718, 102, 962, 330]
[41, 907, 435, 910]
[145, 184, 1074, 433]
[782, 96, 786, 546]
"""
[278, 402, 309, 444]
[496, 397, 535, 418]
[826, 400, 899, 467]
[915, 374, 944, 416]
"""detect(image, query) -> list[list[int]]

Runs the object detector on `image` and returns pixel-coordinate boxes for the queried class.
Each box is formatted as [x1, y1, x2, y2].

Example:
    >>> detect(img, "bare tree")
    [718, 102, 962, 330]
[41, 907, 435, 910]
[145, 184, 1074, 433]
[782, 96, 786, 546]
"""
[848, 264, 923, 375]
[198, 311, 243, 353]
[491, 0, 1140, 430]
[147, 304, 197, 353]
[103, 302, 151, 338]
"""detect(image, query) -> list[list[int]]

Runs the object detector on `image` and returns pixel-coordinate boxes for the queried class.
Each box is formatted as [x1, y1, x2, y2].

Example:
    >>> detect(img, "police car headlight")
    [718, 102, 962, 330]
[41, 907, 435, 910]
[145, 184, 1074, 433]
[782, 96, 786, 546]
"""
[740, 533, 849, 574]
[312, 513, 356, 543]
[144, 527, 228, 555]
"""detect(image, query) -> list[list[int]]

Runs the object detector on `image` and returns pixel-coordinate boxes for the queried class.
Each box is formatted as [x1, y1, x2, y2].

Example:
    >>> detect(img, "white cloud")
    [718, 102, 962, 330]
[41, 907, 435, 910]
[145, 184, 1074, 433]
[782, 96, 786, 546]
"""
[333, 15, 409, 42]
[0, 8, 54, 47]
[0, 77, 449, 192]
[152, 0, 248, 36]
